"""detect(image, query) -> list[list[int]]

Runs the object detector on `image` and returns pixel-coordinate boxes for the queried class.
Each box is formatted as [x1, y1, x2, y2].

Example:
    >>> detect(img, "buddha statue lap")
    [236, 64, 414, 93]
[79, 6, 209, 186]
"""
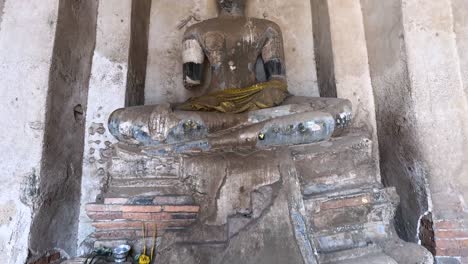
[108, 0, 352, 154]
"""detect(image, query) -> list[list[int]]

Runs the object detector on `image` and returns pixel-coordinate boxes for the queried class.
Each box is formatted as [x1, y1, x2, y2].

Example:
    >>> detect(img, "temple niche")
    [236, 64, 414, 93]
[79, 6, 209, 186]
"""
[79, 0, 432, 263]
[3, 0, 466, 263]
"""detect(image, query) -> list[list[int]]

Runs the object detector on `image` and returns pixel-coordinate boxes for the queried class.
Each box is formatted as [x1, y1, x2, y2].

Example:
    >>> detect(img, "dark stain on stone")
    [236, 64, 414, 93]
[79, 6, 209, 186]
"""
[419, 213, 435, 255]
[0, 0, 4, 31]
[74, 104, 84, 122]
[20, 168, 40, 208]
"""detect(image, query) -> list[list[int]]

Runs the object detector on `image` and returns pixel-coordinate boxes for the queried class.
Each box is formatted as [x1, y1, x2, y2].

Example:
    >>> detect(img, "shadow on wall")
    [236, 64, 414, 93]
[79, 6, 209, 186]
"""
[360, 0, 430, 246]
[27, 0, 98, 261]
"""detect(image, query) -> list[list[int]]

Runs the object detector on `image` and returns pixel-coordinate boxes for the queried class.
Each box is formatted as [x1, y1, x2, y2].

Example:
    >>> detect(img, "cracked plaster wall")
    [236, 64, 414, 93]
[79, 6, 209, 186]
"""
[452, 0, 468, 102]
[361, 0, 468, 251]
[0, 1, 59, 263]
[360, 0, 430, 243]
[144, 0, 319, 105]
[77, 0, 135, 255]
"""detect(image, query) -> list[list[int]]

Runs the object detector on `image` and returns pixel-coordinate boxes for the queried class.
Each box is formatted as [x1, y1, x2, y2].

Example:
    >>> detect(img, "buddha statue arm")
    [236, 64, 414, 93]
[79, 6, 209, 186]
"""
[262, 26, 286, 81]
[182, 37, 205, 89]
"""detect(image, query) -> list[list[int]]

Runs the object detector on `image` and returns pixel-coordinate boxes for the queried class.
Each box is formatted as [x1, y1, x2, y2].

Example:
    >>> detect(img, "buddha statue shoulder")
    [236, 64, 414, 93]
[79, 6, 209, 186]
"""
[108, 0, 352, 154]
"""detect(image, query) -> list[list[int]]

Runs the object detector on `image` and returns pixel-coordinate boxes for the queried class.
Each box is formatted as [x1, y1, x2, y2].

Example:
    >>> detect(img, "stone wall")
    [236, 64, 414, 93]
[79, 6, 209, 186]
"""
[144, 0, 319, 105]
[77, 0, 133, 255]
[452, 0, 468, 101]
[0, 1, 59, 263]
[360, 0, 430, 243]
[361, 0, 468, 261]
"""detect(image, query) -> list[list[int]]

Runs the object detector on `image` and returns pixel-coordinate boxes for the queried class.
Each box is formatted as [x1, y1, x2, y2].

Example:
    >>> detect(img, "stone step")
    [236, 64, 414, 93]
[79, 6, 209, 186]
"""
[319, 241, 434, 264]
[291, 134, 379, 196]
[319, 245, 384, 263]
[103, 195, 194, 205]
[331, 253, 397, 264]
[305, 188, 399, 231]
[105, 185, 190, 198]
[304, 187, 399, 253]
[314, 222, 393, 253]
[110, 177, 182, 188]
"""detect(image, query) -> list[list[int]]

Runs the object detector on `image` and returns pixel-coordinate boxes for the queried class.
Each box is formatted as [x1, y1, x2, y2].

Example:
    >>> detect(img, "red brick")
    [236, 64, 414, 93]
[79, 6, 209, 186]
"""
[435, 220, 466, 230]
[436, 239, 468, 257]
[162, 205, 199, 213]
[92, 220, 194, 230]
[435, 229, 468, 239]
[320, 194, 372, 211]
[87, 211, 123, 221]
[121, 205, 164, 213]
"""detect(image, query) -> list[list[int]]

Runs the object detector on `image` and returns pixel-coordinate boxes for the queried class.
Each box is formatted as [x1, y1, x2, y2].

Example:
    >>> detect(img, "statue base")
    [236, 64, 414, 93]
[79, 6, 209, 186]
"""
[84, 131, 432, 264]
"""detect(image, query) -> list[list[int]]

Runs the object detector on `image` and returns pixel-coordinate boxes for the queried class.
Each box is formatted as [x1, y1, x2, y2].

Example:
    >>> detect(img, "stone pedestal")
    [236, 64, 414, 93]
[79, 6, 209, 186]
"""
[84, 131, 432, 263]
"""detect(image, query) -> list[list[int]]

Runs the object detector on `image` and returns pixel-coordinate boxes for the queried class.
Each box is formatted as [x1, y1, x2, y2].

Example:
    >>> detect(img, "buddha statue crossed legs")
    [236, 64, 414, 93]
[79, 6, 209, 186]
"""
[109, 0, 351, 153]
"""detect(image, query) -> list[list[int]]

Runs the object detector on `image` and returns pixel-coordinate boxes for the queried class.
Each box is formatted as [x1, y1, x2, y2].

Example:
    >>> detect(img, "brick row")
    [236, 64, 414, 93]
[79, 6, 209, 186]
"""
[92, 220, 194, 230]
[86, 204, 199, 213]
[94, 228, 187, 240]
[104, 195, 194, 205]
[87, 211, 198, 221]
[435, 238, 468, 257]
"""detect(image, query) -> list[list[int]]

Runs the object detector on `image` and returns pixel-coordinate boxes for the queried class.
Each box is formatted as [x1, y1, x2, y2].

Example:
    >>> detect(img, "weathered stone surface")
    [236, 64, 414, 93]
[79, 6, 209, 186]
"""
[82, 133, 431, 263]
[77, 0, 133, 254]
[292, 135, 379, 195]
[333, 253, 398, 264]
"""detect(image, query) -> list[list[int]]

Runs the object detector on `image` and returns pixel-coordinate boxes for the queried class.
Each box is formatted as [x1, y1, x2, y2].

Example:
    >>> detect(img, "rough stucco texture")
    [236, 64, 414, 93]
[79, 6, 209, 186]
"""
[0, 1, 59, 263]
[144, 0, 319, 105]
[77, 0, 132, 255]
[402, 0, 468, 221]
[360, 0, 429, 243]
[28, 0, 98, 258]
[452, 0, 468, 101]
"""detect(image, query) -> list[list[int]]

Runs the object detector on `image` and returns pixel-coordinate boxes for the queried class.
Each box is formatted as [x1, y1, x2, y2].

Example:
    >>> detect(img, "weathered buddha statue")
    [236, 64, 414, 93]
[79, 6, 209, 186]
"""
[109, 0, 352, 154]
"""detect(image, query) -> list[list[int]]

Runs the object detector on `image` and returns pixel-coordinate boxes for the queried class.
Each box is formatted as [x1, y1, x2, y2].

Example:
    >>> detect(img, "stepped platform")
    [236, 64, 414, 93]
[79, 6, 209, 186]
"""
[84, 132, 432, 263]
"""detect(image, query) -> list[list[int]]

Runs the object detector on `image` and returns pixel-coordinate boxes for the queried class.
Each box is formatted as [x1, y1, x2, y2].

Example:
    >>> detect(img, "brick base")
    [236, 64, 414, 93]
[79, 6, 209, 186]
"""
[85, 196, 200, 241]
[434, 219, 468, 260]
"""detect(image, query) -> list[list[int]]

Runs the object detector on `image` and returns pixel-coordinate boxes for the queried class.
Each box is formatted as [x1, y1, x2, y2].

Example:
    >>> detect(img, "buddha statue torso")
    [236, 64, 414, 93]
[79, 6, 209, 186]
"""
[183, 16, 284, 91]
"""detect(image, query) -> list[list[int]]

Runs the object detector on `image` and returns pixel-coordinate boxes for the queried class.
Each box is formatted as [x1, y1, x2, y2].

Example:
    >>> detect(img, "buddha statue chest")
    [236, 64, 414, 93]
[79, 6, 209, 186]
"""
[184, 17, 284, 90]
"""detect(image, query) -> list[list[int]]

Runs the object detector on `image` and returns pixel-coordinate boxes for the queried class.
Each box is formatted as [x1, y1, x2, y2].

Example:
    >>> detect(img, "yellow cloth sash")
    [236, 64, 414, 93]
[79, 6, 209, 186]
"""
[176, 80, 289, 113]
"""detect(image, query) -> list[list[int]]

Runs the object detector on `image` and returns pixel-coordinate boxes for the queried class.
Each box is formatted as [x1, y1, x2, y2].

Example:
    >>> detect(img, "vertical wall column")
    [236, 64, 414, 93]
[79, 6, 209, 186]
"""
[126, 0, 152, 106]
[28, 0, 98, 259]
[0, 1, 59, 263]
[77, 0, 132, 255]
[360, 0, 431, 246]
[401, 0, 468, 261]
[451, 0, 468, 102]
[326, 0, 380, 169]
[310, 0, 336, 98]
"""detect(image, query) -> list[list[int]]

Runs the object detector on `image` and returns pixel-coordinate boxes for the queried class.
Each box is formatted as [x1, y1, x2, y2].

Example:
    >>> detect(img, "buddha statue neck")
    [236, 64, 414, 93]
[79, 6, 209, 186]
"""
[218, 0, 246, 17]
